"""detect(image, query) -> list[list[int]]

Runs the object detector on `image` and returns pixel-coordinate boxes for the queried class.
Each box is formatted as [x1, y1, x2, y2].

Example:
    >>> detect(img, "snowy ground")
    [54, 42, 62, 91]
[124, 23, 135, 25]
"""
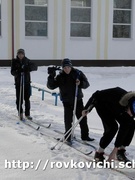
[0, 66, 135, 180]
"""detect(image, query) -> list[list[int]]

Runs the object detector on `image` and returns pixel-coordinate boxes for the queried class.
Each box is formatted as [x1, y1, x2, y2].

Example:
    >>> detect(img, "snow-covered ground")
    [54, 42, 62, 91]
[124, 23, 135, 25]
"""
[0, 66, 135, 180]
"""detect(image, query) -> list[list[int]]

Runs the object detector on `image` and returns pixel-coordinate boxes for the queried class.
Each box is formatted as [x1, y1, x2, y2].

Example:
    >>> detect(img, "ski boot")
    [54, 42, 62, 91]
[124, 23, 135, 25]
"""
[94, 151, 105, 165]
[66, 139, 72, 146]
[82, 137, 95, 141]
[19, 113, 23, 121]
[25, 115, 33, 120]
[117, 149, 131, 164]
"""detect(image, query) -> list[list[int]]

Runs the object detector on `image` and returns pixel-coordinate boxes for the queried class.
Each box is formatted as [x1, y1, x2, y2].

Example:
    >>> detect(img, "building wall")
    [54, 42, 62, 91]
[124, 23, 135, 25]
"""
[0, 0, 12, 59]
[0, 0, 135, 60]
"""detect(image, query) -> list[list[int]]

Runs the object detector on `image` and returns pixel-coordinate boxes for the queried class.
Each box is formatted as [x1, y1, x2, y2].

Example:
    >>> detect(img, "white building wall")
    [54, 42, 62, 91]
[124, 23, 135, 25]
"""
[0, 0, 135, 60]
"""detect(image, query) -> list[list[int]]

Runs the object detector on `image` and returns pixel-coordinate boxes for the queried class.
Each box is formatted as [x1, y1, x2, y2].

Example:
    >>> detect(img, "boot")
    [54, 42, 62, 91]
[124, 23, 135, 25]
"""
[117, 149, 131, 163]
[82, 137, 95, 141]
[94, 151, 105, 163]
[19, 113, 23, 120]
[25, 115, 32, 120]
[66, 138, 72, 146]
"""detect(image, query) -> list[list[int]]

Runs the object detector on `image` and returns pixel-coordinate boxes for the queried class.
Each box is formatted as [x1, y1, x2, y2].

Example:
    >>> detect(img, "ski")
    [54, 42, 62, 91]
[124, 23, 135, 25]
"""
[17, 118, 40, 130]
[37, 129, 92, 156]
[15, 114, 51, 130]
[82, 154, 135, 180]
[112, 168, 135, 180]
[54, 129, 97, 151]
[54, 137, 93, 156]
[74, 138, 97, 151]
[29, 119, 51, 129]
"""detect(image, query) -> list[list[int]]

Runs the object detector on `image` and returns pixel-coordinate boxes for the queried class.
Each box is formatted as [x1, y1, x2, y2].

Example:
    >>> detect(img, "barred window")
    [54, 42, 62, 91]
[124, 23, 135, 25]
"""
[113, 0, 132, 38]
[25, 0, 48, 37]
[70, 0, 91, 37]
[0, 0, 1, 36]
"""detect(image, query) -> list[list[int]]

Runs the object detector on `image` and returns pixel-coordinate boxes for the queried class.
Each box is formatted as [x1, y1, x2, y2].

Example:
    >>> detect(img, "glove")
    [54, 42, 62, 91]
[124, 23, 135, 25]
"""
[48, 67, 56, 77]
[21, 64, 29, 72]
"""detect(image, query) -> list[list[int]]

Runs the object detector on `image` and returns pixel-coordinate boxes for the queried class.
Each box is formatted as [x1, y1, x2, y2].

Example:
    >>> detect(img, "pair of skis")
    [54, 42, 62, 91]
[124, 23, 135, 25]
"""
[17, 118, 51, 130]
[54, 136, 94, 156]
[53, 129, 96, 154]
[17, 118, 135, 180]
[52, 130, 135, 180]
[17, 73, 51, 131]
[18, 116, 95, 156]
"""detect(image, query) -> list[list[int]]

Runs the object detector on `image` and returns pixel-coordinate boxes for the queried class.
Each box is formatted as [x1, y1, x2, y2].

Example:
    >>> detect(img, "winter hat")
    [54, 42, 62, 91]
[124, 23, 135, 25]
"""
[17, 48, 25, 55]
[119, 91, 135, 106]
[61, 58, 72, 68]
[128, 97, 135, 116]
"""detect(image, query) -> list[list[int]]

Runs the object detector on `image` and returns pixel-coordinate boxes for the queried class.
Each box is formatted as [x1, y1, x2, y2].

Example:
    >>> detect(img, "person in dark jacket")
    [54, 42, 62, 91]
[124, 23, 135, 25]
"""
[47, 58, 94, 143]
[11, 48, 38, 120]
[82, 87, 135, 163]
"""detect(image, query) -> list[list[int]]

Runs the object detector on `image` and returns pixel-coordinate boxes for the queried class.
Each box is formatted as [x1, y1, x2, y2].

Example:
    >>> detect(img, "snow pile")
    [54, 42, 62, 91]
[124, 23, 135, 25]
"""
[0, 66, 135, 180]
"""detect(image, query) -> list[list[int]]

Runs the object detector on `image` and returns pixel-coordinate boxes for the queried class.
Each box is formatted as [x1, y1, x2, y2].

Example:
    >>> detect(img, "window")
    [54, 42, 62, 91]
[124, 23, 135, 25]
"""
[70, 0, 91, 37]
[0, 0, 1, 36]
[113, 0, 132, 38]
[25, 0, 48, 37]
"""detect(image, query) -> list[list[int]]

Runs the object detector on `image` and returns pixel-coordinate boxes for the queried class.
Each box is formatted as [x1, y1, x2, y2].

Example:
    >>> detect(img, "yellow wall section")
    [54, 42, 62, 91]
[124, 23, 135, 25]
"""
[61, 0, 66, 58]
[14, 0, 20, 52]
[7, 0, 12, 59]
[96, 0, 102, 59]
[53, 0, 58, 59]
[104, 0, 109, 59]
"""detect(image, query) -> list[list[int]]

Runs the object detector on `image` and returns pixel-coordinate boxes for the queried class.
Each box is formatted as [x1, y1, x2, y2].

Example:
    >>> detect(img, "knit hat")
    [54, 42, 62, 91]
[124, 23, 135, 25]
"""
[61, 58, 72, 68]
[129, 97, 135, 116]
[17, 49, 25, 55]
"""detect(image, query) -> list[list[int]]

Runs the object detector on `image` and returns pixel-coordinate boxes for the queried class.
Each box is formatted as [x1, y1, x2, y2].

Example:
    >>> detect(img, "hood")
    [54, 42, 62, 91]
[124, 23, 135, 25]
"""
[119, 91, 135, 106]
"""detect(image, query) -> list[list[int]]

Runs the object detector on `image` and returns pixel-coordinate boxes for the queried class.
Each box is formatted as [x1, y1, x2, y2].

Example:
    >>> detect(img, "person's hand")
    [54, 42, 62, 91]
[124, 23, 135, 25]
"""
[48, 67, 56, 77]
[76, 79, 80, 86]
[19, 65, 25, 72]
[82, 110, 89, 117]
[107, 147, 118, 162]
[21, 65, 29, 72]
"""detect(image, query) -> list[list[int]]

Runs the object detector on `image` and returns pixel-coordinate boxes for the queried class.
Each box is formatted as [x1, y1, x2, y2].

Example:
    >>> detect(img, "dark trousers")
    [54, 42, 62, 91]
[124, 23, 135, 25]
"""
[15, 83, 31, 116]
[96, 104, 135, 149]
[63, 99, 89, 140]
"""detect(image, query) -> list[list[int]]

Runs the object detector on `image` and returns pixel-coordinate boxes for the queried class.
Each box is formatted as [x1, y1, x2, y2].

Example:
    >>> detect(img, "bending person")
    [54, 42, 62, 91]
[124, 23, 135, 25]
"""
[82, 87, 135, 163]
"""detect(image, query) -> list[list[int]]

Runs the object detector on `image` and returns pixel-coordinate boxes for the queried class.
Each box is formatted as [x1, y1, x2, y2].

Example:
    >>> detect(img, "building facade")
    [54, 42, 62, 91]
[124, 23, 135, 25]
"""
[0, 0, 135, 60]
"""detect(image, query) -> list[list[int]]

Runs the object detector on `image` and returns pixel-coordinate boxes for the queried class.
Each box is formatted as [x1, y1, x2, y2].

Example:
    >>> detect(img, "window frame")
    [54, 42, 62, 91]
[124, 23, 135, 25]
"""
[70, 0, 92, 38]
[25, 0, 48, 37]
[112, 0, 132, 39]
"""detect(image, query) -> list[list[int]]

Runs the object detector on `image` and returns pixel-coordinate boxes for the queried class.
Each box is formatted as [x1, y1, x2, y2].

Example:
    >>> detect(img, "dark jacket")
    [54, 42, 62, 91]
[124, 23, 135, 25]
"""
[11, 56, 37, 85]
[47, 68, 90, 102]
[85, 87, 128, 118]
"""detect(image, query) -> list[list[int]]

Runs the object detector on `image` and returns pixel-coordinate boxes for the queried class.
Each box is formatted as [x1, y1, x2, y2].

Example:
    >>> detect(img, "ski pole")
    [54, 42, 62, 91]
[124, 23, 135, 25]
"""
[71, 84, 78, 140]
[51, 103, 94, 150]
[59, 103, 95, 149]
[57, 116, 84, 150]
[22, 72, 25, 118]
[19, 73, 23, 119]
[51, 115, 84, 150]
[51, 84, 78, 150]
